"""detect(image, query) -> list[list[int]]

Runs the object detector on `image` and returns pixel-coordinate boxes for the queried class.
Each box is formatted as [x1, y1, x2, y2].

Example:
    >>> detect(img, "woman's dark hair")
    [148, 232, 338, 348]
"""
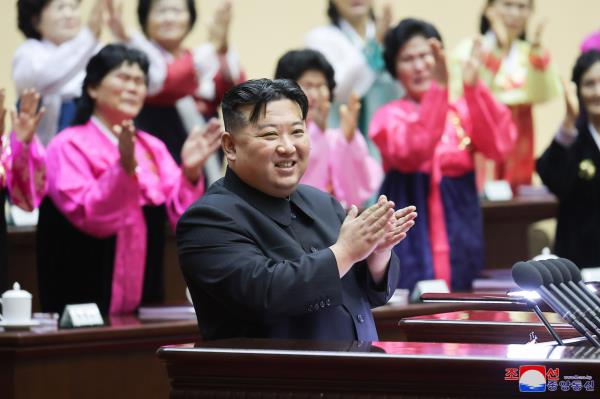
[17, 0, 67, 40]
[274, 49, 337, 101]
[72, 44, 150, 125]
[137, 0, 197, 35]
[327, 0, 375, 26]
[479, 0, 532, 41]
[221, 79, 308, 134]
[383, 18, 443, 79]
[572, 50, 600, 128]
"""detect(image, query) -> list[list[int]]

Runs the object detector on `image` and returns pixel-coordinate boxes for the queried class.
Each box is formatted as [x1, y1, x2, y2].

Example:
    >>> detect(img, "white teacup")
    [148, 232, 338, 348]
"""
[0, 282, 32, 323]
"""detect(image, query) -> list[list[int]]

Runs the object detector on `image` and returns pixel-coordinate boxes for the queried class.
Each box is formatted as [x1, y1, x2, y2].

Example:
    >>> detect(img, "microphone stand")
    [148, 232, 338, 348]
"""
[526, 299, 564, 345]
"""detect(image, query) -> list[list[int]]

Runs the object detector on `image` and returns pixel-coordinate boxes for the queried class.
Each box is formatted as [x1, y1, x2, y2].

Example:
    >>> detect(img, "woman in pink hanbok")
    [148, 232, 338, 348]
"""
[0, 89, 46, 290]
[274, 49, 382, 208]
[37, 44, 222, 315]
[369, 19, 516, 291]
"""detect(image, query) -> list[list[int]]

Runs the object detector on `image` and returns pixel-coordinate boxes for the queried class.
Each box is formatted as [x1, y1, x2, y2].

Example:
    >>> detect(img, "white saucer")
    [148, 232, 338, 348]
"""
[0, 319, 40, 330]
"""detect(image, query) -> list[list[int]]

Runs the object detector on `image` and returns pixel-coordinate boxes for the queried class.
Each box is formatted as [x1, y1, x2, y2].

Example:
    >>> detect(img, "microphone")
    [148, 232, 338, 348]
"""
[550, 259, 600, 328]
[530, 260, 600, 337]
[512, 261, 600, 347]
[538, 259, 600, 335]
[559, 258, 600, 310]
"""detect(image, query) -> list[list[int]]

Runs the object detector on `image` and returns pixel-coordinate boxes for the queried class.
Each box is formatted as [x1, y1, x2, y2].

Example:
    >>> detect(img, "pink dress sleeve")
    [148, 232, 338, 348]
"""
[6, 133, 46, 211]
[327, 128, 383, 207]
[461, 81, 517, 161]
[46, 137, 140, 238]
[300, 121, 330, 193]
[369, 83, 449, 172]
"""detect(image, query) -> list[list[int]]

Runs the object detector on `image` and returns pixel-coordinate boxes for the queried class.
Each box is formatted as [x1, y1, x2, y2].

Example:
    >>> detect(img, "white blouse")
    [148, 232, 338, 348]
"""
[12, 27, 99, 145]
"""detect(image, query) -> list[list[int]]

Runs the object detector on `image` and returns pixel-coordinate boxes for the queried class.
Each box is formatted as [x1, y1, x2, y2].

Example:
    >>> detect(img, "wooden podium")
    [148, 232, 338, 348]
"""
[158, 337, 600, 398]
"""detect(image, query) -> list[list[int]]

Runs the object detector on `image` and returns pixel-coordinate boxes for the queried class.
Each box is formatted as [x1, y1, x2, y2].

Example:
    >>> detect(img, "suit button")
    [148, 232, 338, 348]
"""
[307, 304, 313, 312]
[357, 314, 365, 323]
[314, 302, 320, 311]
[319, 300, 325, 308]
[291, 212, 297, 219]
[326, 298, 331, 306]
[310, 246, 318, 253]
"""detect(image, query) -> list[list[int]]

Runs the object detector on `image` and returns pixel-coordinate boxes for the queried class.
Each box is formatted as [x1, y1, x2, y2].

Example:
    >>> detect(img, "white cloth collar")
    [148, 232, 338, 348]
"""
[338, 18, 376, 48]
[588, 122, 600, 153]
[91, 116, 119, 145]
[483, 31, 519, 73]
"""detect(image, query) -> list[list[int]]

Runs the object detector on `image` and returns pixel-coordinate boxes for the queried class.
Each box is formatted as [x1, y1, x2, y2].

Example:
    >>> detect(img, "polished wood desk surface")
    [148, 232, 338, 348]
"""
[158, 337, 600, 398]
[0, 314, 198, 347]
[0, 315, 199, 399]
[403, 309, 566, 324]
[480, 195, 557, 220]
[394, 309, 582, 344]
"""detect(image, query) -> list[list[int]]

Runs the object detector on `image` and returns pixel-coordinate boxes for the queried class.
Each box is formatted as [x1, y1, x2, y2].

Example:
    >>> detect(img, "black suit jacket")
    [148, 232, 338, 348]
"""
[177, 168, 399, 341]
[537, 121, 600, 267]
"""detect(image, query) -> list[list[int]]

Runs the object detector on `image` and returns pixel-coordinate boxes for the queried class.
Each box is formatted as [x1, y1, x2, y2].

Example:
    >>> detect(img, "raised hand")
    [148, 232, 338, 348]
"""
[114, 120, 137, 175]
[181, 118, 223, 183]
[375, 3, 393, 44]
[88, 0, 105, 40]
[429, 38, 448, 88]
[372, 205, 417, 254]
[340, 91, 361, 142]
[106, 0, 129, 42]
[11, 89, 45, 144]
[0, 89, 6, 136]
[561, 78, 579, 133]
[330, 196, 396, 276]
[207, 0, 233, 52]
[308, 86, 330, 133]
[462, 37, 483, 87]
[531, 19, 547, 49]
[485, 6, 509, 52]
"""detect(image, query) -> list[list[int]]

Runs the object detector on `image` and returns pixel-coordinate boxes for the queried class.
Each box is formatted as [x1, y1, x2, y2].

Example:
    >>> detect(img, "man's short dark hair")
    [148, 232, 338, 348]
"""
[383, 18, 443, 79]
[221, 79, 309, 134]
[274, 49, 337, 102]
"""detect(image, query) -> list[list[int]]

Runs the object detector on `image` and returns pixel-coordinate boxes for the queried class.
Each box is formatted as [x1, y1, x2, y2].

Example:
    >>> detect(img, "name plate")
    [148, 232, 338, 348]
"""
[60, 303, 104, 328]
[483, 180, 513, 201]
[411, 279, 450, 302]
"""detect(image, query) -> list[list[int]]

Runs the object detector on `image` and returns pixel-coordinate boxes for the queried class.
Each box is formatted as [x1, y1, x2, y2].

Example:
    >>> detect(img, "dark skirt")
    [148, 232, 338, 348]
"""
[136, 104, 187, 165]
[36, 197, 167, 315]
[380, 170, 484, 292]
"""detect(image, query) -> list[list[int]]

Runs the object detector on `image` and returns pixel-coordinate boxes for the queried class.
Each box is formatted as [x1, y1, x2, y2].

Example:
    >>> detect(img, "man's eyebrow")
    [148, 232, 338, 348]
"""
[256, 120, 304, 129]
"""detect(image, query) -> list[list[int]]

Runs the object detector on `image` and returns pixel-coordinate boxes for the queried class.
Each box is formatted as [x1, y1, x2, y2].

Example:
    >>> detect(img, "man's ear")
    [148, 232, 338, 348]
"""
[221, 132, 237, 162]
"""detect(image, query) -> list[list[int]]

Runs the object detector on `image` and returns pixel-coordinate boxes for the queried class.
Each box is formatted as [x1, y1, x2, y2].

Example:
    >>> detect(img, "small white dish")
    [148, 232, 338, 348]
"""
[0, 319, 40, 330]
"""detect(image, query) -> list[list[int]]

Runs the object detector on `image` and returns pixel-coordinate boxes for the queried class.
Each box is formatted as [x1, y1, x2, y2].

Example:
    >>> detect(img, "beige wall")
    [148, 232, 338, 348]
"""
[1, 0, 599, 160]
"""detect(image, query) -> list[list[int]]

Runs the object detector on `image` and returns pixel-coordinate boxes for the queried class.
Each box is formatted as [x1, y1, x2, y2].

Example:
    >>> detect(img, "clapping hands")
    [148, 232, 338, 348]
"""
[561, 78, 579, 134]
[462, 37, 483, 87]
[332, 195, 417, 277]
[114, 120, 137, 175]
[12, 89, 45, 145]
[208, 0, 233, 53]
[340, 92, 361, 142]
[429, 39, 448, 88]
[180, 118, 223, 184]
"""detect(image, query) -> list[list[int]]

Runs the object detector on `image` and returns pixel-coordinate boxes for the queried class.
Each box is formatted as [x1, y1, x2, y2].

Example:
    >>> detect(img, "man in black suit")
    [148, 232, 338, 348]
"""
[177, 79, 417, 341]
